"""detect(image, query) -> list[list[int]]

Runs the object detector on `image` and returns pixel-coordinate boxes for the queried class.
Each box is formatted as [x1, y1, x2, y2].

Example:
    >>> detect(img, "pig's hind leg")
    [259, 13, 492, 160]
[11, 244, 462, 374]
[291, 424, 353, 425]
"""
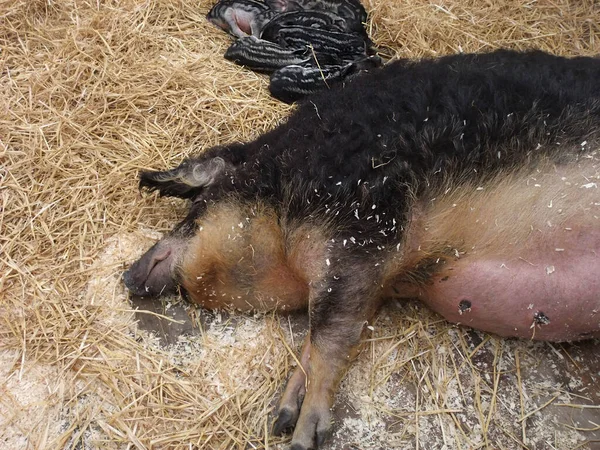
[273, 251, 384, 449]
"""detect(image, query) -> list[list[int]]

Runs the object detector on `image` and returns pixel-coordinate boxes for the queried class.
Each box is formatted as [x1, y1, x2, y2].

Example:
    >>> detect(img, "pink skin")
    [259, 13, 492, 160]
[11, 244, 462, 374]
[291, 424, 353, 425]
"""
[410, 225, 600, 341]
[210, 10, 257, 37]
[229, 10, 253, 35]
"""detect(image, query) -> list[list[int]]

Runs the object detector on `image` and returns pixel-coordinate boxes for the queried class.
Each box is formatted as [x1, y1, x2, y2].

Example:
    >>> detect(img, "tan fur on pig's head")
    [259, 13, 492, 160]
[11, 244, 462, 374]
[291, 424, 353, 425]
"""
[179, 202, 323, 312]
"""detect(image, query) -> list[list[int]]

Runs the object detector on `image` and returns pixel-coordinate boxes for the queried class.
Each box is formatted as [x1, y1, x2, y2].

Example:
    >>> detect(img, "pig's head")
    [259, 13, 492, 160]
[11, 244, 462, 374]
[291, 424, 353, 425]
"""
[122, 199, 208, 297]
[123, 154, 239, 298]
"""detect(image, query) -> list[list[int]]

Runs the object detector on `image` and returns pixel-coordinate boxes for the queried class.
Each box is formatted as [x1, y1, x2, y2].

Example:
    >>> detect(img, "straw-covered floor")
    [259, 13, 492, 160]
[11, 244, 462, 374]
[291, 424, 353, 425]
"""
[2, 0, 600, 448]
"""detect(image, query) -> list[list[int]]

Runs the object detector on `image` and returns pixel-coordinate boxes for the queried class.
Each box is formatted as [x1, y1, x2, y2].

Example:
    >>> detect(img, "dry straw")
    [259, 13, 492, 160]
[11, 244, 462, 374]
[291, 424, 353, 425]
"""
[1, 0, 600, 448]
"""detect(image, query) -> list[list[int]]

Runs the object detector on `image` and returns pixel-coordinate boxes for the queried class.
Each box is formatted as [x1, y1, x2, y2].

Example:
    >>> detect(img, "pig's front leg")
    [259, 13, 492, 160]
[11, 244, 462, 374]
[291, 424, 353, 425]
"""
[273, 254, 384, 449]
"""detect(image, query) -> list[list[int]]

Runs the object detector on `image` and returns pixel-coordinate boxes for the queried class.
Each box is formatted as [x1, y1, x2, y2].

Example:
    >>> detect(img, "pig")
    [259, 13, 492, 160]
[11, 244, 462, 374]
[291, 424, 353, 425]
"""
[259, 10, 349, 41]
[123, 49, 600, 449]
[224, 36, 316, 73]
[275, 26, 370, 59]
[269, 54, 382, 103]
[265, 0, 368, 34]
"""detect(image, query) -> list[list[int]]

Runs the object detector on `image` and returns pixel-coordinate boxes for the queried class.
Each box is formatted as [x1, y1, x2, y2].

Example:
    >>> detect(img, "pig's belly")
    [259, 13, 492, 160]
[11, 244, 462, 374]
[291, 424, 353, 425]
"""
[417, 227, 600, 341]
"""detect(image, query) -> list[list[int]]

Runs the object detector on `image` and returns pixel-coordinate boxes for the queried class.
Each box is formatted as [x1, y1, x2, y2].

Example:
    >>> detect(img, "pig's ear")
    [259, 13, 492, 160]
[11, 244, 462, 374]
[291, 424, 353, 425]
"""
[139, 157, 229, 199]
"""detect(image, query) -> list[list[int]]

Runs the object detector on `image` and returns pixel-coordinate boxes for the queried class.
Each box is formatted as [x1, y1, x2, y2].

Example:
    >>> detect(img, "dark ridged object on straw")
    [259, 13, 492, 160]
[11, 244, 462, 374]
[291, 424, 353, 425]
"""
[207, 0, 381, 102]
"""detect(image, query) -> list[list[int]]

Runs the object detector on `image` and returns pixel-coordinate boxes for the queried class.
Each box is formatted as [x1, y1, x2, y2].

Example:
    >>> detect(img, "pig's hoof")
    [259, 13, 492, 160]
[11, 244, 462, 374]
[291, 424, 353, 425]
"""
[290, 443, 314, 450]
[289, 403, 333, 450]
[273, 406, 298, 435]
[273, 366, 307, 435]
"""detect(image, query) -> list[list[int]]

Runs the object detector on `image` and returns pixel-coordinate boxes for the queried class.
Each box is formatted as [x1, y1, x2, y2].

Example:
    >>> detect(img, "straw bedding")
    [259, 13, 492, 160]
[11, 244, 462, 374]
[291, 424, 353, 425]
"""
[1, 0, 600, 448]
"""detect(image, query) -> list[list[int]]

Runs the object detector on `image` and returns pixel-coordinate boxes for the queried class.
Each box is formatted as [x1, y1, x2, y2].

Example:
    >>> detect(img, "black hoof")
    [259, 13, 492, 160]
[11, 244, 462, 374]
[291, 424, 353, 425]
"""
[272, 406, 298, 436]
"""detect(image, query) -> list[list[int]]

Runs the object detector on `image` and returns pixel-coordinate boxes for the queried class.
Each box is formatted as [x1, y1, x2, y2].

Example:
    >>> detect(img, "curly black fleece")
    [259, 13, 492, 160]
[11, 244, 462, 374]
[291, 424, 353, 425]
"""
[142, 50, 600, 244]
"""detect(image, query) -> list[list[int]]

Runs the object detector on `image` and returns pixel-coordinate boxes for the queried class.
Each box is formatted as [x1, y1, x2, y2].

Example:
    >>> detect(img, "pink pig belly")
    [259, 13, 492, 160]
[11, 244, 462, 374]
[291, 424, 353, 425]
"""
[417, 226, 600, 341]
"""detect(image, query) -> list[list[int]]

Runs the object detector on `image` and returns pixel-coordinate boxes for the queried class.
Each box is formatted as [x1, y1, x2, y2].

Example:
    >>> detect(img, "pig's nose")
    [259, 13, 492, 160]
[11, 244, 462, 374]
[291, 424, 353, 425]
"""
[122, 269, 147, 297]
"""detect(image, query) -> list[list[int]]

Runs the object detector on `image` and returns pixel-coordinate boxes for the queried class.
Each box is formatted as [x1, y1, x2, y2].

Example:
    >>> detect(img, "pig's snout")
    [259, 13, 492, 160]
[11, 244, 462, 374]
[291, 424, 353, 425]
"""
[123, 240, 181, 297]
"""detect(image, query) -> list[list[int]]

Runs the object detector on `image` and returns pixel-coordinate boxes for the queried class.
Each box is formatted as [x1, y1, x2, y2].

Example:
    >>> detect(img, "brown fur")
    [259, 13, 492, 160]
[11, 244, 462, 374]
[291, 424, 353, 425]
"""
[180, 202, 330, 311]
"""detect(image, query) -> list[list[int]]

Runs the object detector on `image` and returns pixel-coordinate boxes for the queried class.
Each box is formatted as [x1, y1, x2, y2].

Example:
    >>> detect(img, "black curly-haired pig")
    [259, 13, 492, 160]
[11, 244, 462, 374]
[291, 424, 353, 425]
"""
[124, 50, 600, 449]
